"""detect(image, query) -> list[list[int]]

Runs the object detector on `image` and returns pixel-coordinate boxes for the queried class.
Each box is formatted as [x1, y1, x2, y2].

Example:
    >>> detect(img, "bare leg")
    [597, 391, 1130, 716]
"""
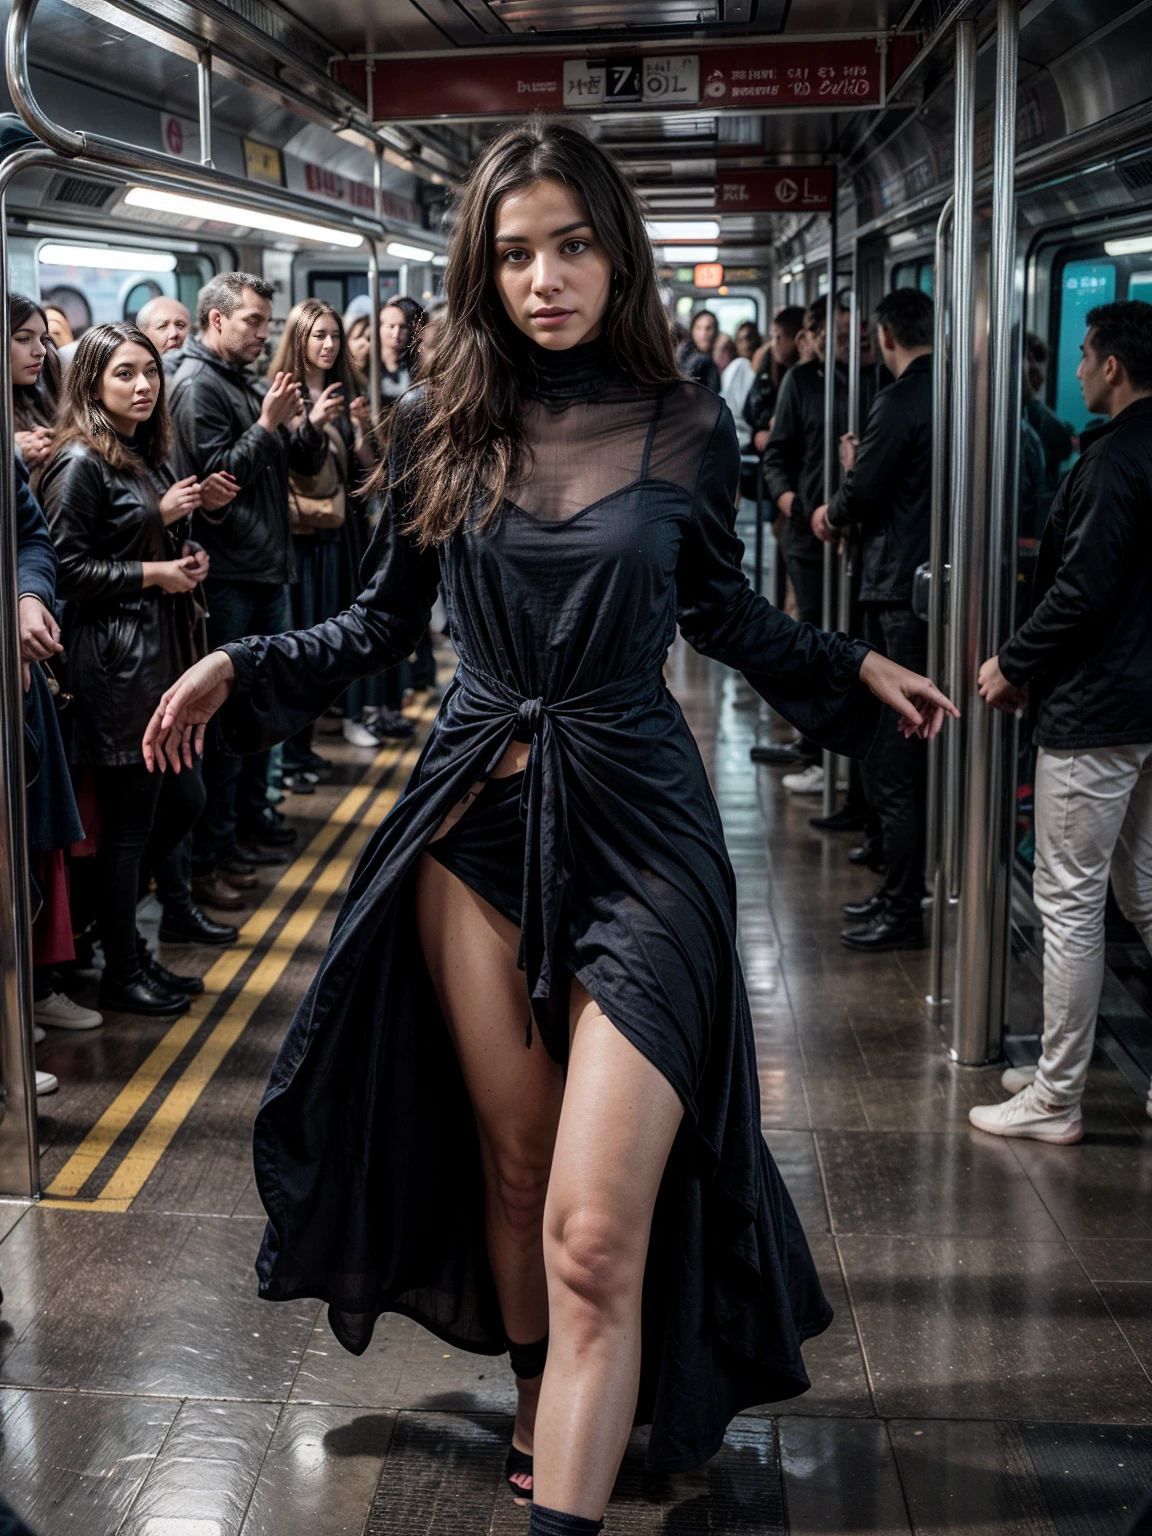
[531, 981, 684, 1519]
[415, 851, 564, 1496]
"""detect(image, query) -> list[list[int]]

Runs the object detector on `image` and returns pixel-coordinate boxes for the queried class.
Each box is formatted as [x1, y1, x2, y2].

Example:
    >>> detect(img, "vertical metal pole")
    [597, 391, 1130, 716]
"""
[945, 22, 976, 908]
[821, 174, 839, 817]
[368, 236, 382, 424]
[951, 0, 1018, 1064]
[831, 245, 861, 813]
[754, 462, 764, 597]
[197, 47, 213, 168]
[0, 186, 39, 1198]
[927, 196, 954, 1011]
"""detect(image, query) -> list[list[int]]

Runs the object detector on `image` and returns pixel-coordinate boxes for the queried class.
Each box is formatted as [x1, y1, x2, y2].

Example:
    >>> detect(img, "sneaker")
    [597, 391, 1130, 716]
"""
[34, 1025, 45, 1044]
[36, 1069, 58, 1096]
[782, 765, 825, 795]
[968, 1084, 1084, 1144]
[282, 772, 317, 795]
[1001, 1065, 1038, 1094]
[370, 709, 415, 741]
[33, 992, 103, 1031]
[342, 718, 379, 748]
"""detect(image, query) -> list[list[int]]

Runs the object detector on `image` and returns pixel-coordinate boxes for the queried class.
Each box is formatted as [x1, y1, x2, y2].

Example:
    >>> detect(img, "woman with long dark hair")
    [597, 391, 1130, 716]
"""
[379, 295, 426, 405]
[143, 122, 955, 1533]
[11, 295, 62, 487]
[40, 322, 228, 1016]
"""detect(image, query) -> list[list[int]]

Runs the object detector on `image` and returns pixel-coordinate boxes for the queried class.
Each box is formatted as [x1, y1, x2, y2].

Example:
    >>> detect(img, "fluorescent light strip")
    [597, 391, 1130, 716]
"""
[124, 187, 363, 249]
[385, 240, 434, 262]
[39, 243, 176, 272]
[646, 220, 720, 241]
[1105, 234, 1152, 256]
[658, 245, 718, 262]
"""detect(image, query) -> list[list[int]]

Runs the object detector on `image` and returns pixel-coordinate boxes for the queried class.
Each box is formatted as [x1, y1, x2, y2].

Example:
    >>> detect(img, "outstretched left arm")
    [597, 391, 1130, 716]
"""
[675, 404, 957, 751]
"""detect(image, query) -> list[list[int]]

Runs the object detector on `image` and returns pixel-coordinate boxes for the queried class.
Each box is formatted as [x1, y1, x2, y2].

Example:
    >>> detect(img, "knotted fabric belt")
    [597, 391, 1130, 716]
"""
[455, 660, 665, 1030]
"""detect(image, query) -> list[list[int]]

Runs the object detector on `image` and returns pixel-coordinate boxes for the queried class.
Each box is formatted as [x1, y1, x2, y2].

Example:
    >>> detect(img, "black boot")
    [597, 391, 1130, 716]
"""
[849, 836, 887, 874]
[100, 967, 191, 1016]
[159, 905, 238, 946]
[840, 912, 925, 952]
[137, 935, 205, 997]
[810, 804, 869, 832]
[238, 806, 298, 848]
[750, 741, 814, 767]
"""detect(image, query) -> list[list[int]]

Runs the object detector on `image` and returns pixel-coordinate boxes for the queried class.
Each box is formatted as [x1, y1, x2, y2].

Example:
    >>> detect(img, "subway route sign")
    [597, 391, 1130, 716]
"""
[715, 167, 835, 214]
[336, 37, 917, 123]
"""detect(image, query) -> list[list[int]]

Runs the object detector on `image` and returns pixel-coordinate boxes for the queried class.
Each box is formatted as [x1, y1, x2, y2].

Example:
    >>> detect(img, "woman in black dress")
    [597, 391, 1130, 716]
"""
[143, 123, 955, 1534]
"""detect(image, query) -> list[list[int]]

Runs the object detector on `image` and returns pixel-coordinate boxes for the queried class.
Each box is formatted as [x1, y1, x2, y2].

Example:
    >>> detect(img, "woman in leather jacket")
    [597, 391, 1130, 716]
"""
[40, 321, 234, 1017]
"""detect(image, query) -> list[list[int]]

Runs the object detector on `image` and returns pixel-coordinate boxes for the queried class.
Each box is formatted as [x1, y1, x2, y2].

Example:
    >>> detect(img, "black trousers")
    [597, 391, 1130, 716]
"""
[148, 762, 206, 917]
[860, 604, 929, 922]
[93, 760, 203, 976]
[787, 554, 825, 763]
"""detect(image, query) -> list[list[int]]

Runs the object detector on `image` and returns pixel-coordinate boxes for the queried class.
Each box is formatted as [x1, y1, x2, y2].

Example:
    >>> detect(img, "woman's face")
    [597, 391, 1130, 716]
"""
[306, 314, 342, 376]
[380, 306, 411, 362]
[691, 312, 717, 353]
[11, 312, 49, 388]
[735, 326, 757, 358]
[770, 323, 798, 368]
[45, 307, 73, 348]
[795, 328, 815, 365]
[347, 318, 370, 372]
[492, 177, 612, 352]
[97, 340, 160, 434]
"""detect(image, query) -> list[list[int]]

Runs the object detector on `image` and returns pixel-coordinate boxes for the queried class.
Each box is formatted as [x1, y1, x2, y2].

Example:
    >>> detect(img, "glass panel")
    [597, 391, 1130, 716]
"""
[309, 276, 345, 309]
[1127, 270, 1152, 299]
[1055, 260, 1116, 434]
[918, 262, 935, 296]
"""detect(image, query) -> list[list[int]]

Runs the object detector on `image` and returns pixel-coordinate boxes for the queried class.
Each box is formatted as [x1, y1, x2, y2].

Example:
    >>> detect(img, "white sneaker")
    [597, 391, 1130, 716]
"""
[782, 765, 825, 795]
[34, 1025, 45, 1044]
[35, 1069, 58, 1096]
[1001, 1064, 1038, 1094]
[342, 718, 379, 748]
[34, 992, 103, 1031]
[969, 1083, 1083, 1144]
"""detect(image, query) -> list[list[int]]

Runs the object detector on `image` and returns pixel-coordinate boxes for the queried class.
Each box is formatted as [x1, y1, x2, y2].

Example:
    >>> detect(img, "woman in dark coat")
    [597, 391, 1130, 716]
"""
[143, 124, 955, 1535]
[40, 322, 233, 1017]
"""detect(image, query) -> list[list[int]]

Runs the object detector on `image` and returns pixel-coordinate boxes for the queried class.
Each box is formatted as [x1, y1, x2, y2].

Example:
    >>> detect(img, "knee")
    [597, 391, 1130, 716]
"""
[489, 1152, 551, 1247]
[546, 1208, 638, 1321]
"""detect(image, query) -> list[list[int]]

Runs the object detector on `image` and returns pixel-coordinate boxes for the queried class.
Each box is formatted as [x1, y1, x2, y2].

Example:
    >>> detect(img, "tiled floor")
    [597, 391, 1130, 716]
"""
[1, 650, 1150, 1534]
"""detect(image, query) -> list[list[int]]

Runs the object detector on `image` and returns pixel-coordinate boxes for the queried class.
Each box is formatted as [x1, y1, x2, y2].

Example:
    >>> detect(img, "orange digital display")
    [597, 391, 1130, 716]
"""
[693, 263, 724, 289]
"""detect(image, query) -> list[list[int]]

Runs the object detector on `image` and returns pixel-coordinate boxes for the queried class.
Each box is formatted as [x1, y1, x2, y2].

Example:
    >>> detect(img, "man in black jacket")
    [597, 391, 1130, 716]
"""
[757, 295, 850, 786]
[169, 272, 327, 898]
[813, 287, 933, 951]
[972, 300, 1152, 1144]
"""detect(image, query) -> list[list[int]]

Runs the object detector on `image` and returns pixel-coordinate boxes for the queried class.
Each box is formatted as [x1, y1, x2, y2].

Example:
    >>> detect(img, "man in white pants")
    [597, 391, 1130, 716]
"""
[973, 299, 1152, 1144]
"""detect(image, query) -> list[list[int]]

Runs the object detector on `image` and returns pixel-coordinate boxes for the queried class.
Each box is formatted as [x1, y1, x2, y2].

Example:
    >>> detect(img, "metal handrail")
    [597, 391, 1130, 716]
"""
[926, 194, 954, 1012]
[885, 0, 986, 104]
[820, 175, 839, 818]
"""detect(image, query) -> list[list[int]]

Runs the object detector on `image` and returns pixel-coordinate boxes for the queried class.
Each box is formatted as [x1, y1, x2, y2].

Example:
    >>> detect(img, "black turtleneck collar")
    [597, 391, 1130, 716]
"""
[512, 333, 619, 402]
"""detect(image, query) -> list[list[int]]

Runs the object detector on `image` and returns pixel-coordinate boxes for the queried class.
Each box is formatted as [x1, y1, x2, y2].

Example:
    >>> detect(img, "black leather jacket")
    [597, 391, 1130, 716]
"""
[168, 338, 327, 585]
[999, 395, 1152, 750]
[40, 440, 197, 766]
[826, 353, 933, 604]
[761, 358, 848, 564]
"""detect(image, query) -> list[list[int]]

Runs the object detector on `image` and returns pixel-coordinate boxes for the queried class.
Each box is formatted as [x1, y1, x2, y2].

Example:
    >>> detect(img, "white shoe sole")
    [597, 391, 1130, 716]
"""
[969, 1109, 1084, 1144]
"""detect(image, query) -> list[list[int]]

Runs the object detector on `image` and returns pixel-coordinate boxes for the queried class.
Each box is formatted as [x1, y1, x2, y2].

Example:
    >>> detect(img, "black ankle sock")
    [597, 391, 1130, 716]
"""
[507, 1332, 548, 1380]
[529, 1505, 604, 1535]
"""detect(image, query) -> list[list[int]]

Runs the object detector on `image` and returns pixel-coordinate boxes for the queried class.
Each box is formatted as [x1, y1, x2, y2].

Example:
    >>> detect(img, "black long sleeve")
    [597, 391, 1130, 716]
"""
[675, 404, 879, 758]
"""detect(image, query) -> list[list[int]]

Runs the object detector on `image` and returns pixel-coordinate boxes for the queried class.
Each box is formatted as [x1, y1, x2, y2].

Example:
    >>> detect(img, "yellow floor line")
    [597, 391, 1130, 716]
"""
[95, 741, 423, 1205]
[42, 719, 427, 1203]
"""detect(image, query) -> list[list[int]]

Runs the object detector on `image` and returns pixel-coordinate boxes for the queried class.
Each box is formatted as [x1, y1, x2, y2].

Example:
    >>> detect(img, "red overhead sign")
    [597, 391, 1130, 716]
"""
[336, 38, 917, 123]
[715, 168, 835, 214]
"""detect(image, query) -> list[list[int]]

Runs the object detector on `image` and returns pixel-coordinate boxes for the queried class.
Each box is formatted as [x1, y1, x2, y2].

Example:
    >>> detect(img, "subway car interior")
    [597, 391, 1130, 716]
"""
[0, 0, 1150, 1531]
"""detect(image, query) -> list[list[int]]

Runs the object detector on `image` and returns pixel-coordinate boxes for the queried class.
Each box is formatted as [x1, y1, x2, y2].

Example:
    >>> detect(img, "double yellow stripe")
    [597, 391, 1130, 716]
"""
[43, 708, 432, 1207]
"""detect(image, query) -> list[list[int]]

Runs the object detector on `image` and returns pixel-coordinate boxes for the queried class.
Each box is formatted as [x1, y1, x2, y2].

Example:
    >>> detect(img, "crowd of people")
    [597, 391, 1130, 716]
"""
[13, 275, 435, 1092]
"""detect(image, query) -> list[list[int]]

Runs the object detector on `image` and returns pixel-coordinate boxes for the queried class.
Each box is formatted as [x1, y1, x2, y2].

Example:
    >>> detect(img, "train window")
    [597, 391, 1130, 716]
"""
[1054, 260, 1116, 432]
[307, 271, 393, 310]
[123, 279, 163, 322]
[892, 259, 934, 296]
[1128, 270, 1152, 299]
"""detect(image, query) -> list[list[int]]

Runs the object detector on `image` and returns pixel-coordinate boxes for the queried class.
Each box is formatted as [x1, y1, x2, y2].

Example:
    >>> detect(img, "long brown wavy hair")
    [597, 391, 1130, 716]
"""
[376, 118, 680, 547]
[10, 293, 62, 433]
[269, 298, 355, 404]
[51, 321, 170, 471]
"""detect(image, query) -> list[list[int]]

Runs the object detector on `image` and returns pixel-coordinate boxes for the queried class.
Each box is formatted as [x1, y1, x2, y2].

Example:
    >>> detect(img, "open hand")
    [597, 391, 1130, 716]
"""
[978, 655, 1028, 713]
[258, 371, 303, 435]
[859, 651, 959, 740]
[348, 395, 373, 432]
[811, 505, 837, 543]
[142, 651, 236, 772]
[15, 425, 54, 466]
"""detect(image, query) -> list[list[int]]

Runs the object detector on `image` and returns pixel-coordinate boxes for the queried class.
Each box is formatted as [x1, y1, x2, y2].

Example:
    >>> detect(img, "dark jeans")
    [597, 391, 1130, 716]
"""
[789, 554, 825, 761]
[194, 579, 291, 871]
[149, 762, 206, 916]
[93, 760, 200, 977]
[861, 604, 929, 923]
